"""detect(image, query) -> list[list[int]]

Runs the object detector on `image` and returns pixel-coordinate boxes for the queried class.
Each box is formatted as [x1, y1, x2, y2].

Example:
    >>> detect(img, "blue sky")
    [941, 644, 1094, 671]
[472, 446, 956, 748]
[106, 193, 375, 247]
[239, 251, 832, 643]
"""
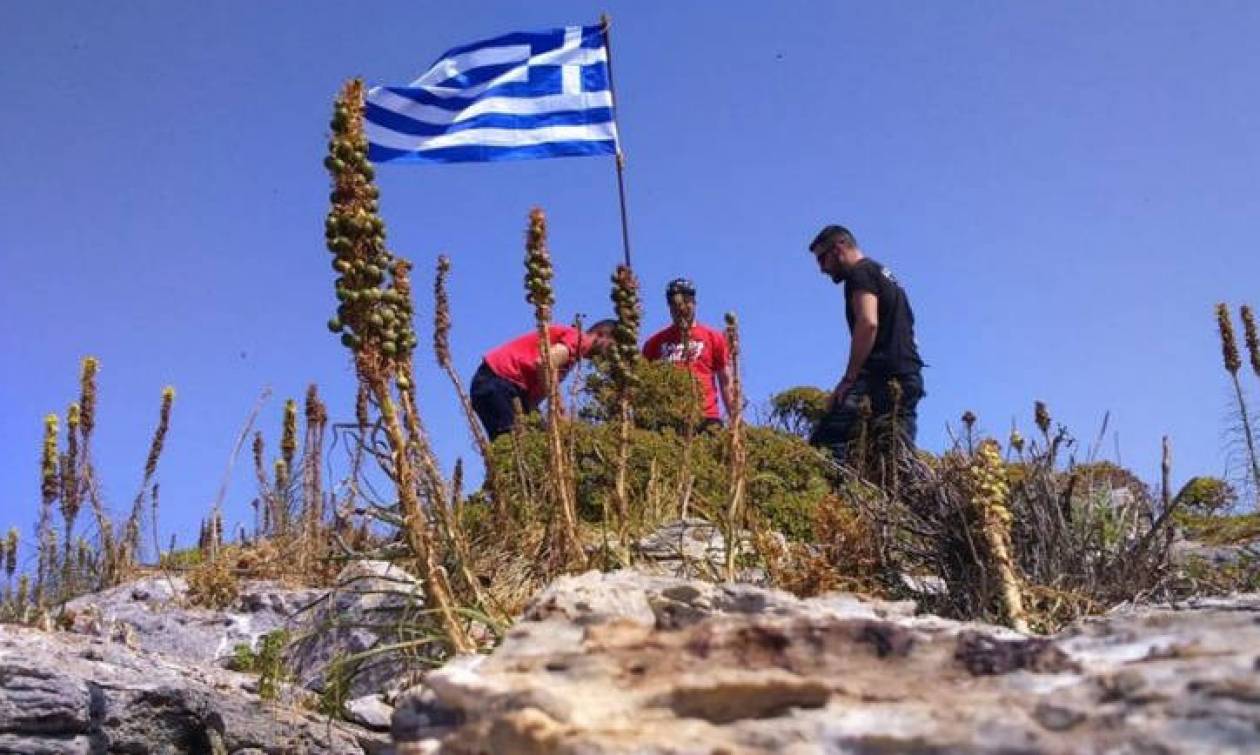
[3, 1, 1259, 564]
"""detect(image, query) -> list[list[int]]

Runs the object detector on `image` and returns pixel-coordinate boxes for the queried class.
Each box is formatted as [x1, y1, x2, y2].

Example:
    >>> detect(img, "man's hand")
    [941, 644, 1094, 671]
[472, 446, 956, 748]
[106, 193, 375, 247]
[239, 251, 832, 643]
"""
[827, 375, 856, 412]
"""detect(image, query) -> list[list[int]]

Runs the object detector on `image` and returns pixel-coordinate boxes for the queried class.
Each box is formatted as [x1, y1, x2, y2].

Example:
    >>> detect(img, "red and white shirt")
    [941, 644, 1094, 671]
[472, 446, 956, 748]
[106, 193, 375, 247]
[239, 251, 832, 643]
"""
[642, 323, 729, 419]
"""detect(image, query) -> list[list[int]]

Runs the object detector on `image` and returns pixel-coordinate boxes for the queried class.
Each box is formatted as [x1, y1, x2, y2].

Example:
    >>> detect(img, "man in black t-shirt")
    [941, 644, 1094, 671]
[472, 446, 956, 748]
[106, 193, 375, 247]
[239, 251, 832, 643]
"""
[807, 224, 925, 465]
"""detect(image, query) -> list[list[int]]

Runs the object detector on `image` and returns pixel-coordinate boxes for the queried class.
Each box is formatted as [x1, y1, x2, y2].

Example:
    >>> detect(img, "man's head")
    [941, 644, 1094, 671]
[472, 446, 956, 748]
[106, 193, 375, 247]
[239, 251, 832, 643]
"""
[665, 278, 697, 328]
[809, 225, 862, 282]
[584, 319, 617, 355]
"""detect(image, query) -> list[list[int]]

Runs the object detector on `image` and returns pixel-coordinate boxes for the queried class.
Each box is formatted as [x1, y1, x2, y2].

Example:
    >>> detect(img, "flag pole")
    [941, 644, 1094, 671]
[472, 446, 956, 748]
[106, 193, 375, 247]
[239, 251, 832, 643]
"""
[601, 13, 633, 269]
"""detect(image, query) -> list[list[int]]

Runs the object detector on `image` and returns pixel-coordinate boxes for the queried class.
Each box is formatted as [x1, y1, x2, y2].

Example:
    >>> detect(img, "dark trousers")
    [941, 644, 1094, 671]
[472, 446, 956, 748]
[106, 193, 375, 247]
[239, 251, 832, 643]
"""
[470, 362, 529, 440]
[809, 371, 924, 466]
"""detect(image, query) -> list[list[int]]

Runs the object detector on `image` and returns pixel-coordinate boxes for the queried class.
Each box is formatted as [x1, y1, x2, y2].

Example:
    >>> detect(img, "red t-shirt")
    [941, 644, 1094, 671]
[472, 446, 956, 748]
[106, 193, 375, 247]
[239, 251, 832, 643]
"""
[642, 323, 729, 419]
[484, 325, 591, 407]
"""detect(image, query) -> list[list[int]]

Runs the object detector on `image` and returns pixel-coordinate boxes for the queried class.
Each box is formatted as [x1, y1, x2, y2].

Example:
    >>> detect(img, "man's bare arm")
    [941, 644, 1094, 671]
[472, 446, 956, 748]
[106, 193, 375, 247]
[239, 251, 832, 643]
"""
[832, 291, 878, 407]
[545, 343, 572, 372]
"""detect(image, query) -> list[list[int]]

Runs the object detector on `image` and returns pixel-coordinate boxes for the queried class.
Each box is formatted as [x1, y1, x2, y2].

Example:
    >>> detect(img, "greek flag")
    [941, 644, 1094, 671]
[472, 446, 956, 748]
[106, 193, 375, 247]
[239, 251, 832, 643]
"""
[366, 25, 620, 164]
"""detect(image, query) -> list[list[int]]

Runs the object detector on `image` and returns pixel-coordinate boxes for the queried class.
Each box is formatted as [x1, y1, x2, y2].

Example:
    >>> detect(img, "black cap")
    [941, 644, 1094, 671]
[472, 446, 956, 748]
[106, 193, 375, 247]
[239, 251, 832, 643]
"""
[665, 278, 696, 300]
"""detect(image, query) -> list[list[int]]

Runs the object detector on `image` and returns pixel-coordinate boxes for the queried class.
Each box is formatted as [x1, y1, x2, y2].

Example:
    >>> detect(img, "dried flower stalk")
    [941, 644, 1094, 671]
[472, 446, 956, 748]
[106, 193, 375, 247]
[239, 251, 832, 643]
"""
[524, 207, 583, 567]
[325, 78, 469, 651]
[970, 439, 1028, 632]
[723, 312, 747, 582]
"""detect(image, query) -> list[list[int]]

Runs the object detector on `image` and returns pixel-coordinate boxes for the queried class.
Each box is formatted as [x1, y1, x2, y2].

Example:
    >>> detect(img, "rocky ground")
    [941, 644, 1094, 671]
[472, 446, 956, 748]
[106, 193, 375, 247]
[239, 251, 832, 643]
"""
[0, 561, 422, 754]
[2, 549, 1258, 753]
[392, 571, 1260, 754]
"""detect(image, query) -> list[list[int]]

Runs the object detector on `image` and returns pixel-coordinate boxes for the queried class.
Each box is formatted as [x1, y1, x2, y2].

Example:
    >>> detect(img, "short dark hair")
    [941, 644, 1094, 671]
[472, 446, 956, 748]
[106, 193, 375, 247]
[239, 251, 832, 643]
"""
[810, 225, 858, 252]
[586, 318, 618, 335]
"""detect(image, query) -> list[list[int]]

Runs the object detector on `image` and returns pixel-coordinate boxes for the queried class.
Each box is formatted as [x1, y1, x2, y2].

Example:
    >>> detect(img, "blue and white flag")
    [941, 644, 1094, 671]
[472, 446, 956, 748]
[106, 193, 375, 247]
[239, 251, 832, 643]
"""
[366, 25, 620, 164]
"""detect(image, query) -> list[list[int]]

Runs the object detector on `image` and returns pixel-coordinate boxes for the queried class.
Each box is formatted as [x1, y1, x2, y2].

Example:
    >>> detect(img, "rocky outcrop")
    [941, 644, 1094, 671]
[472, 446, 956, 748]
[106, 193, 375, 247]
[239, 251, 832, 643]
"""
[61, 575, 324, 669]
[0, 622, 386, 754]
[8, 563, 1259, 753]
[287, 559, 428, 699]
[392, 570, 1260, 754]
[60, 562, 426, 702]
[0, 561, 425, 753]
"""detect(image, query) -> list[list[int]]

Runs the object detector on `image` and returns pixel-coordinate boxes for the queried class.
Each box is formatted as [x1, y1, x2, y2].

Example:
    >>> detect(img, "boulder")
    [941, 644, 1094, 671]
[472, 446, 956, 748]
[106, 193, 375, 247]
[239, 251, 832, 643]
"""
[286, 560, 430, 699]
[62, 574, 324, 669]
[0, 623, 386, 754]
[394, 568, 1260, 754]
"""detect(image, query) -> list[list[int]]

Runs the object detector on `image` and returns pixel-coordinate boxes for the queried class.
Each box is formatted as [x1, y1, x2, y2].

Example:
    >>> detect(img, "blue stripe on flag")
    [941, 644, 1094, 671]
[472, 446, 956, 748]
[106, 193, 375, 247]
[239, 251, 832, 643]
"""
[366, 102, 614, 137]
[369, 138, 616, 165]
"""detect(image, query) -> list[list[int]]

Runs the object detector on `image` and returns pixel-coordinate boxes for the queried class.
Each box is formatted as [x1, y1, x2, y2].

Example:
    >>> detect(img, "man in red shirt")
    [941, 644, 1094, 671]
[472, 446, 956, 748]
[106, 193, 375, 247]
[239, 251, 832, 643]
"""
[642, 279, 734, 430]
[471, 320, 615, 439]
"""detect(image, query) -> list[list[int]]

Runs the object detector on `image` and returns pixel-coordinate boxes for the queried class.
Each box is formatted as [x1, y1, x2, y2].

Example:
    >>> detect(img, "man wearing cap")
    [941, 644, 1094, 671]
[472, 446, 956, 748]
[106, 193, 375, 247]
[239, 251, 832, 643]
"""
[807, 225, 925, 464]
[471, 320, 616, 439]
[642, 279, 734, 430]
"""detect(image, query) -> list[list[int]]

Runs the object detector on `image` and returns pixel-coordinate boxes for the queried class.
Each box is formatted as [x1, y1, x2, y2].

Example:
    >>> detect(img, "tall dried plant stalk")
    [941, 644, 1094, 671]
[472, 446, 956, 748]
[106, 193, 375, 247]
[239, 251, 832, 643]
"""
[281, 399, 298, 476]
[722, 312, 747, 582]
[970, 439, 1028, 632]
[211, 507, 224, 556]
[961, 411, 977, 456]
[325, 78, 470, 652]
[524, 207, 583, 568]
[608, 265, 642, 547]
[77, 357, 114, 563]
[1219, 302, 1243, 374]
[274, 459, 290, 503]
[302, 385, 328, 550]
[1033, 400, 1051, 439]
[394, 260, 492, 615]
[1217, 303, 1260, 504]
[37, 413, 59, 599]
[123, 386, 175, 565]
[60, 404, 82, 557]
[434, 255, 492, 462]
[1243, 305, 1260, 378]
[4, 529, 16, 582]
[252, 431, 273, 534]
[431, 257, 503, 612]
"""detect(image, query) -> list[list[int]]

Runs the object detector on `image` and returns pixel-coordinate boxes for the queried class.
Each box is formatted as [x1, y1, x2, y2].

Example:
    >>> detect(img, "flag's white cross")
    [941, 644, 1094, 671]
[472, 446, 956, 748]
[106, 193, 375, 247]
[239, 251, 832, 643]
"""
[559, 26, 582, 95]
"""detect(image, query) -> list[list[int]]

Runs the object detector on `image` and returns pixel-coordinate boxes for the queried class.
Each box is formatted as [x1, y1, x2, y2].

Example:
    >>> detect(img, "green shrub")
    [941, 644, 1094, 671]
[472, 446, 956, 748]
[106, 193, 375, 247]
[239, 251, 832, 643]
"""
[1175, 476, 1238, 516]
[158, 546, 202, 570]
[580, 359, 704, 432]
[229, 642, 257, 673]
[767, 386, 830, 440]
[486, 363, 834, 542]
[256, 629, 291, 701]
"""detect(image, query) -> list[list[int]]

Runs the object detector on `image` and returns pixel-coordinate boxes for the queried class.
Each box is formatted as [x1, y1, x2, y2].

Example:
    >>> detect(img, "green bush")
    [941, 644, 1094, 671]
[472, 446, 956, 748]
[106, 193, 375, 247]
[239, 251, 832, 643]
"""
[1175, 476, 1238, 516]
[229, 642, 257, 673]
[256, 629, 291, 701]
[580, 359, 704, 432]
[767, 386, 830, 440]
[486, 363, 834, 542]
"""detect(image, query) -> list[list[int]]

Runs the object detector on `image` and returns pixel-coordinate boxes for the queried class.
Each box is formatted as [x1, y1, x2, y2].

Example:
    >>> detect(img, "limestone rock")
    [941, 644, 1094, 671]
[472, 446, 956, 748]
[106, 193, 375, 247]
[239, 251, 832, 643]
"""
[62, 574, 324, 669]
[287, 559, 430, 698]
[631, 518, 758, 579]
[345, 694, 394, 731]
[396, 569, 1260, 754]
[0, 623, 385, 754]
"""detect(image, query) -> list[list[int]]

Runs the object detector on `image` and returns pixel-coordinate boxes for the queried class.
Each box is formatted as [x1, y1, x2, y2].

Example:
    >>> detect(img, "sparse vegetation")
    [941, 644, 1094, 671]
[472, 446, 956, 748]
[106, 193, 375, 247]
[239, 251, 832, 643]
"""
[5, 81, 1257, 703]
